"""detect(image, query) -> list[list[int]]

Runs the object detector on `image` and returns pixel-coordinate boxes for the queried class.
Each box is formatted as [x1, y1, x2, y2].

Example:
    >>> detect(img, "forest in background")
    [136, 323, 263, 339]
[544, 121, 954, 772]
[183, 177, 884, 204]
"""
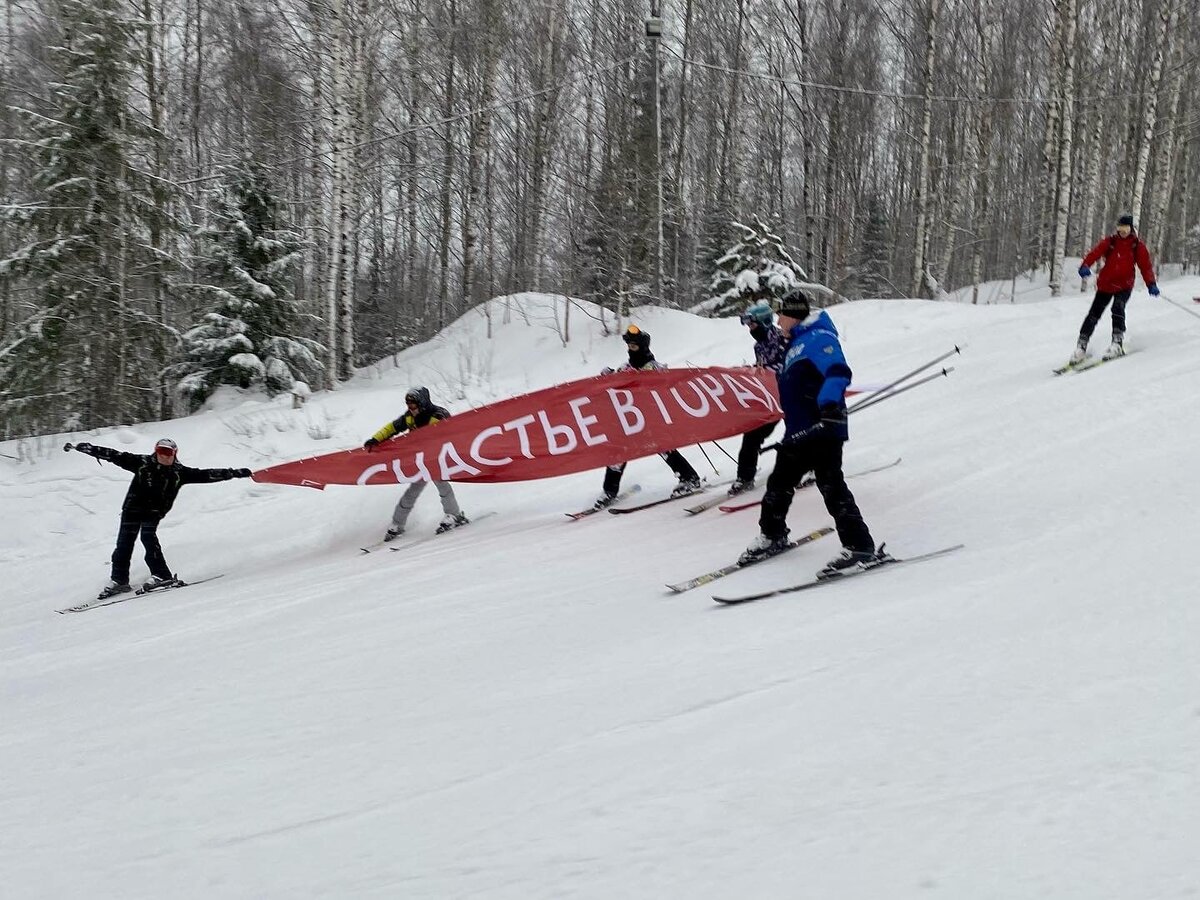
[1, 0, 1198, 438]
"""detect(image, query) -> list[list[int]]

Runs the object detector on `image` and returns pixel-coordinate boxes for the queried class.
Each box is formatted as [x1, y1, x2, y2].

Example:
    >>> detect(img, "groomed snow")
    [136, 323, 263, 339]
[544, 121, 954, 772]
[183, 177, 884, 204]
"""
[3, 283, 1199, 899]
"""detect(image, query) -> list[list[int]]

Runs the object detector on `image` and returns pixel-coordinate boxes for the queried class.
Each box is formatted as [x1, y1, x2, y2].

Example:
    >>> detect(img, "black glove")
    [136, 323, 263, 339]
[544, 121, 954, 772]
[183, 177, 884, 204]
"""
[72, 442, 94, 454]
[363, 437, 380, 452]
[235, 468, 253, 478]
[819, 403, 847, 427]
[780, 423, 824, 448]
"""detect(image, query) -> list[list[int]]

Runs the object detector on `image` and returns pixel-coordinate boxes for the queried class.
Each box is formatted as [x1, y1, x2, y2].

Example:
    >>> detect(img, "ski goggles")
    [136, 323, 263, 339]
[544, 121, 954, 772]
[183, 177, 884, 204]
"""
[154, 439, 177, 458]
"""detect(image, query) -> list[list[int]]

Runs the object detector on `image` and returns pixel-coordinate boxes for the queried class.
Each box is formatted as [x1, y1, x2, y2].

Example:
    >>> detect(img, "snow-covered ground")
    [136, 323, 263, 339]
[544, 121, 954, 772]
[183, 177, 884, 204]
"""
[3, 282, 1200, 899]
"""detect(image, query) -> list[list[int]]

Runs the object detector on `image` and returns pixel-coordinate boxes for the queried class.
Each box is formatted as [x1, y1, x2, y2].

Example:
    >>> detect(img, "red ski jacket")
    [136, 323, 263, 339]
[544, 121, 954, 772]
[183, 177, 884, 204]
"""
[1082, 232, 1156, 294]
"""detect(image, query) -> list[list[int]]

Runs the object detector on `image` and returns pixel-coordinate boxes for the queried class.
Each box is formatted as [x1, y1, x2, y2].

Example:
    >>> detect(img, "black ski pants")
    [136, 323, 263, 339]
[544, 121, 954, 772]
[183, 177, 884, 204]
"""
[111, 512, 172, 583]
[737, 421, 778, 483]
[1079, 288, 1132, 342]
[603, 450, 698, 495]
[759, 437, 874, 553]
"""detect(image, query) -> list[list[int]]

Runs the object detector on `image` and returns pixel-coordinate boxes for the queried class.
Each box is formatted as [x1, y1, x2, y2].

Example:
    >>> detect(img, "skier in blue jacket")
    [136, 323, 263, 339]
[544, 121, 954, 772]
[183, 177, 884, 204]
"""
[739, 288, 880, 576]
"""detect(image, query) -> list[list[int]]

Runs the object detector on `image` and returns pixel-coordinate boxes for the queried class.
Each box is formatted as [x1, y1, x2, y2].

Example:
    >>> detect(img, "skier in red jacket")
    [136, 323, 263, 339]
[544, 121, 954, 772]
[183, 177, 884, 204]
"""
[1070, 213, 1159, 364]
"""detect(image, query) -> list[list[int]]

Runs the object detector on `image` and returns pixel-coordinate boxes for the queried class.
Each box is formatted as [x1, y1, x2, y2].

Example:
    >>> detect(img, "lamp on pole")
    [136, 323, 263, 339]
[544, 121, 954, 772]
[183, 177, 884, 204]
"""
[646, 6, 666, 305]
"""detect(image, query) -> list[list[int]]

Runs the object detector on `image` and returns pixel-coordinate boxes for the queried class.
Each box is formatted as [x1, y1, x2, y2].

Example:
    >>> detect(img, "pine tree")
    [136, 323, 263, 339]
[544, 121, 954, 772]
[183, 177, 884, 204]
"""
[697, 216, 806, 318]
[0, 0, 165, 437]
[172, 163, 323, 409]
[855, 195, 893, 299]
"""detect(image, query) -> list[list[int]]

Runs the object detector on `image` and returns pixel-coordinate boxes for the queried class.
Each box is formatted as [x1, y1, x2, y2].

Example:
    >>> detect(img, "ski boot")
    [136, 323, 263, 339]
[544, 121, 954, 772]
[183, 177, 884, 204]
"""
[1068, 338, 1089, 366]
[97, 580, 131, 600]
[383, 526, 404, 542]
[1101, 335, 1125, 360]
[592, 491, 618, 511]
[140, 574, 181, 593]
[818, 546, 889, 579]
[670, 477, 703, 498]
[738, 532, 791, 566]
[436, 513, 469, 534]
[727, 479, 755, 497]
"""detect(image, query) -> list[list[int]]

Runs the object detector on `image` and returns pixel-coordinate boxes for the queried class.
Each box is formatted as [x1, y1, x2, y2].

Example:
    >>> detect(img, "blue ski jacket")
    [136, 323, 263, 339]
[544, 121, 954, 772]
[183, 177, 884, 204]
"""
[778, 310, 852, 441]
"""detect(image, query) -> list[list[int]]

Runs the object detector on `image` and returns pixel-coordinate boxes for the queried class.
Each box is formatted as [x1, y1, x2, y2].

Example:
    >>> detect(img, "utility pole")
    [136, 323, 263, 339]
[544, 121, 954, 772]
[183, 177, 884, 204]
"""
[646, 6, 666, 305]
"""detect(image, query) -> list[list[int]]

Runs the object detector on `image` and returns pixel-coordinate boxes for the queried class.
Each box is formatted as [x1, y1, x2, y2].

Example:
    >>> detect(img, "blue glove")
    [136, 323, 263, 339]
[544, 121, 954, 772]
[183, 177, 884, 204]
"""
[1147, 283, 1160, 296]
[1078, 265, 1091, 279]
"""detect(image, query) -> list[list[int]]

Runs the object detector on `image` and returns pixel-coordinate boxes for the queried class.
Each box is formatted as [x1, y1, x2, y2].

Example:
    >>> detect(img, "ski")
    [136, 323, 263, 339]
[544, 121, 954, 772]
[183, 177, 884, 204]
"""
[718, 457, 903, 513]
[565, 485, 642, 520]
[684, 492, 742, 515]
[665, 527, 834, 593]
[609, 479, 729, 515]
[1053, 351, 1134, 376]
[385, 511, 497, 551]
[713, 544, 963, 604]
[359, 511, 497, 553]
[58, 575, 226, 614]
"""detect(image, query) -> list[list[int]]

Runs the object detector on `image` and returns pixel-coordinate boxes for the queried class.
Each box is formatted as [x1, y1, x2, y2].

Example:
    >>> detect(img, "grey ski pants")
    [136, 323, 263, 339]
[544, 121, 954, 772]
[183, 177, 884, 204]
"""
[391, 480, 461, 529]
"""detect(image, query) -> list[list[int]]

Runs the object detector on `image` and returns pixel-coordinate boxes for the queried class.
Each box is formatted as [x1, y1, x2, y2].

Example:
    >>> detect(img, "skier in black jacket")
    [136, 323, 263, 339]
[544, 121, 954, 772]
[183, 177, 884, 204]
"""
[66, 438, 253, 598]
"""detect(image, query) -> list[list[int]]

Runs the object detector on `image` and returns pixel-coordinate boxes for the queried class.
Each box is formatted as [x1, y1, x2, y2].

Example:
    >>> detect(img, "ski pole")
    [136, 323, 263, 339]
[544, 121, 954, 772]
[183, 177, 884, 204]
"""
[1161, 293, 1200, 323]
[694, 442, 719, 475]
[848, 345, 961, 413]
[844, 367, 954, 415]
[760, 367, 956, 453]
[709, 440, 737, 464]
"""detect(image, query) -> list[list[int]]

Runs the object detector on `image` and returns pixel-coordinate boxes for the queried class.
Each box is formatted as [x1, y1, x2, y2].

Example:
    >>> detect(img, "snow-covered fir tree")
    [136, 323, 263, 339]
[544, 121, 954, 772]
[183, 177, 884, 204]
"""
[854, 195, 894, 299]
[0, 0, 168, 438]
[695, 216, 806, 318]
[172, 164, 323, 409]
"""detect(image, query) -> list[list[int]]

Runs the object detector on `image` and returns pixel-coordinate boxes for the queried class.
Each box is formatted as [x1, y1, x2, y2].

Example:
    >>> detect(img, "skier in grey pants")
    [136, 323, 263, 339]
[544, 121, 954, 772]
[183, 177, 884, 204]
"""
[362, 387, 467, 540]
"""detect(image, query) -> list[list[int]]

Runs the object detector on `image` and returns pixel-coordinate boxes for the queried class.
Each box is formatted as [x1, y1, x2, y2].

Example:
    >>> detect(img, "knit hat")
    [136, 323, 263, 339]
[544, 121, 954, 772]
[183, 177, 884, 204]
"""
[623, 325, 650, 350]
[1117, 213, 1134, 227]
[778, 288, 811, 319]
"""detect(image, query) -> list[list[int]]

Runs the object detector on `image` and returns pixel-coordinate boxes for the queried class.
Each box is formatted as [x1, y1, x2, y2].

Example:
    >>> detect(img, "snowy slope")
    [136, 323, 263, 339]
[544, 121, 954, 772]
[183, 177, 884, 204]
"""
[3, 284, 1200, 899]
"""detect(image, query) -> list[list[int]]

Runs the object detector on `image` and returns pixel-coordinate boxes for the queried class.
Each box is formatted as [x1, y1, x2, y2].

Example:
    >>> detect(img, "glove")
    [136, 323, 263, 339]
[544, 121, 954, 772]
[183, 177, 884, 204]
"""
[819, 403, 847, 427]
[235, 468, 253, 478]
[780, 423, 825, 448]
[73, 442, 94, 453]
[363, 438, 380, 452]
[1078, 265, 1091, 279]
[600, 366, 615, 376]
[1148, 283, 1160, 296]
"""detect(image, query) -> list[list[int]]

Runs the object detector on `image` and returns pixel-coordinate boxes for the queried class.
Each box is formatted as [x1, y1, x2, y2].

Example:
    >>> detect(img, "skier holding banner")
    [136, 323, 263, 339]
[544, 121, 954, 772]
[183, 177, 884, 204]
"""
[591, 325, 702, 509]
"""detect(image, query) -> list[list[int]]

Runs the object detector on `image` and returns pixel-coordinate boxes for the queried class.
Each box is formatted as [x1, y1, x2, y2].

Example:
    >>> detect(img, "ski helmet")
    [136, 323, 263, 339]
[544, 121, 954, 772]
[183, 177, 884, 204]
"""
[739, 301, 775, 328]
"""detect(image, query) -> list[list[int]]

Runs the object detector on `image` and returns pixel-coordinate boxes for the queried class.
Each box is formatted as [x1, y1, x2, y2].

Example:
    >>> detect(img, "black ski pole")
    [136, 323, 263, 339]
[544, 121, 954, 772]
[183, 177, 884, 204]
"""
[848, 345, 961, 413]
[694, 442, 719, 475]
[709, 440, 738, 464]
[1162, 293, 1200, 323]
[759, 367, 955, 454]
[844, 367, 954, 414]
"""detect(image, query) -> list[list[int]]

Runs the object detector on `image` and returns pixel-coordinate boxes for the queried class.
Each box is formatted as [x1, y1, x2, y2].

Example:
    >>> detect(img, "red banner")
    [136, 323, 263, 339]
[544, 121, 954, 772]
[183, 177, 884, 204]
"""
[253, 367, 783, 488]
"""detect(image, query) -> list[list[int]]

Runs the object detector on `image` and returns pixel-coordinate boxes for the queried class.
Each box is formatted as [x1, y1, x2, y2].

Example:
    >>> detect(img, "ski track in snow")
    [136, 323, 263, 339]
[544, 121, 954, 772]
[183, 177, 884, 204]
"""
[3, 285, 1200, 899]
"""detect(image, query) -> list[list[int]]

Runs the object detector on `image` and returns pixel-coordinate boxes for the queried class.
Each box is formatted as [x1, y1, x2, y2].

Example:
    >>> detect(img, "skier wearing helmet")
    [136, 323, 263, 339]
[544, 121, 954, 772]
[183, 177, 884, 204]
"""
[730, 300, 788, 495]
[363, 387, 468, 541]
[64, 437, 253, 598]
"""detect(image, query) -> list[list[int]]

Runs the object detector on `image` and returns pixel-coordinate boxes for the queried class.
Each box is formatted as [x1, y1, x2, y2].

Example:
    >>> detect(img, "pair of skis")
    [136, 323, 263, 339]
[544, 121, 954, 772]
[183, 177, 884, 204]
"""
[360, 511, 497, 553]
[57, 574, 226, 614]
[1053, 349, 1134, 376]
[712, 544, 964, 604]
